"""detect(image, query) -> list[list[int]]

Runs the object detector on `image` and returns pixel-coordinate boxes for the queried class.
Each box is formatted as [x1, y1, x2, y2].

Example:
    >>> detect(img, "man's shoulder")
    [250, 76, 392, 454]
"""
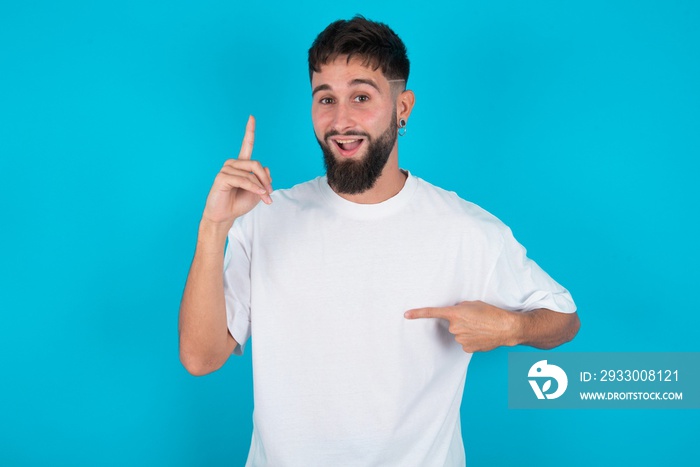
[249, 176, 327, 215]
[270, 176, 323, 202]
[232, 176, 323, 232]
[412, 175, 506, 231]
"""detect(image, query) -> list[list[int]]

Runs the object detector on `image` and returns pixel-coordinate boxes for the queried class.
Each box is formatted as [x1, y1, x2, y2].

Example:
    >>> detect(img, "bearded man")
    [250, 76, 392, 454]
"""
[179, 15, 579, 467]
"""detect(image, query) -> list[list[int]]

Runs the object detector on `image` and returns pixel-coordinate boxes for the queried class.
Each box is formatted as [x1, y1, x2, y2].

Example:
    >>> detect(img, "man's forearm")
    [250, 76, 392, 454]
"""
[513, 308, 580, 349]
[178, 219, 236, 375]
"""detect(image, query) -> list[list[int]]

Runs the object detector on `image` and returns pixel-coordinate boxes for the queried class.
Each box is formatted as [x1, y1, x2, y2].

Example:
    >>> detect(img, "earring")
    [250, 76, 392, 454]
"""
[398, 118, 407, 137]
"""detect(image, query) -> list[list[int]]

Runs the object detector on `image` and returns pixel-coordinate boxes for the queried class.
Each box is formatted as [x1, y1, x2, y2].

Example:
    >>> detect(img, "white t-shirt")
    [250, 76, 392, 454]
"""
[224, 173, 576, 466]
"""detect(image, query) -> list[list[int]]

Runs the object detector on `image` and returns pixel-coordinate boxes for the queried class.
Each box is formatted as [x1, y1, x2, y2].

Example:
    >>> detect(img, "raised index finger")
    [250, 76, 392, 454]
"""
[238, 115, 255, 160]
[404, 306, 453, 321]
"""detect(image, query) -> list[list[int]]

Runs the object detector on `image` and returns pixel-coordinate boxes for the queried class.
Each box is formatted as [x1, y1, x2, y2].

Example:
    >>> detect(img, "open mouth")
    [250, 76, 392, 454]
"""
[332, 138, 365, 158]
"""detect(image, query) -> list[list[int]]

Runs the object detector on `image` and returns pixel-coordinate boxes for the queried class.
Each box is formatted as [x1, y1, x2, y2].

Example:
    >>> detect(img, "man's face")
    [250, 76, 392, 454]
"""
[311, 56, 399, 194]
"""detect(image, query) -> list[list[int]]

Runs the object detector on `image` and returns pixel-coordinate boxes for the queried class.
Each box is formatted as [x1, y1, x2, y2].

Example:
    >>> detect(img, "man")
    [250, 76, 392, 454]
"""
[179, 16, 579, 466]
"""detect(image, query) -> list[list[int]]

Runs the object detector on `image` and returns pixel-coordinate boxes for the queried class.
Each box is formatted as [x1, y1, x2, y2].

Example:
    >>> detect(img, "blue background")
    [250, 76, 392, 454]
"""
[1, 0, 698, 465]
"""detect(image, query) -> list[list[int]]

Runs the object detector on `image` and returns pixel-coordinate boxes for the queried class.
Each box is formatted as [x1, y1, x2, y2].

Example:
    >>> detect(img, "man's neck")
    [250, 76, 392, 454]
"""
[332, 159, 407, 204]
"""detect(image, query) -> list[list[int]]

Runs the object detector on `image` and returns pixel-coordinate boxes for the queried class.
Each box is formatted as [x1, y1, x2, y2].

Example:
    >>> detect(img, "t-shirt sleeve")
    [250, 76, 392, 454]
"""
[222, 218, 253, 355]
[482, 226, 577, 314]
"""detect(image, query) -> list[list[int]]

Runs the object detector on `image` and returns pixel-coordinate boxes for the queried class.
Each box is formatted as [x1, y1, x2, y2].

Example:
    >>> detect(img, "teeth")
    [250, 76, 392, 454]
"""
[336, 139, 360, 144]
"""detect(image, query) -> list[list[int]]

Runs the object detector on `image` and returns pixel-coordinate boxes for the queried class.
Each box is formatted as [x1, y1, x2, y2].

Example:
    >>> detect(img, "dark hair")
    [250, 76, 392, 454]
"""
[308, 15, 410, 84]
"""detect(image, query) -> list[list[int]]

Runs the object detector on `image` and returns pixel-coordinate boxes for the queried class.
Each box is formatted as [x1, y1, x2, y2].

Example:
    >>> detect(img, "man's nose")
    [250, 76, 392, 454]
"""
[331, 102, 356, 132]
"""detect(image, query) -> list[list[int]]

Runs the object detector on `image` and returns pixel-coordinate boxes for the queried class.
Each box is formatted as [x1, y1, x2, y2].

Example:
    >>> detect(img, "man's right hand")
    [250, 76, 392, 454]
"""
[201, 115, 273, 229]
[180, 116, 269, 376]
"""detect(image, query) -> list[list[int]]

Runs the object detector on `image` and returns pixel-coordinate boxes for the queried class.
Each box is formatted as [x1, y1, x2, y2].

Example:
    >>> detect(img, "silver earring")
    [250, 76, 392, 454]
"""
[398, 118, 407, 137]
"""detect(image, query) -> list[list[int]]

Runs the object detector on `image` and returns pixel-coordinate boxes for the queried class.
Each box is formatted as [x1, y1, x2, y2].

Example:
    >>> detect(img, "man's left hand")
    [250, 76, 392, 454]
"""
[404, 301, 520, 353]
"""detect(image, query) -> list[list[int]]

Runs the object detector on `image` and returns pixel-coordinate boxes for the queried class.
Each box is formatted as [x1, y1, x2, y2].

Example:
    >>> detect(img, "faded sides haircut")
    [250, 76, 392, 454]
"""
[308, 15, 410, 85]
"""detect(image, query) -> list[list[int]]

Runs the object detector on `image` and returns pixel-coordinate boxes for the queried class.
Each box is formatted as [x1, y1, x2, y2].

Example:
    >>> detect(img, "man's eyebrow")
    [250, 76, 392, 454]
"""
[311, 78, 382, 97]
[311, 84, 331, 96]
[349, 78, 381, 92]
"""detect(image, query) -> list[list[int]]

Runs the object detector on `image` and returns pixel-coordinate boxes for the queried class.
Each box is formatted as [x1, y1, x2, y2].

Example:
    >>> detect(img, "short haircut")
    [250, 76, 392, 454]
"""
[308, 15, 410, 84]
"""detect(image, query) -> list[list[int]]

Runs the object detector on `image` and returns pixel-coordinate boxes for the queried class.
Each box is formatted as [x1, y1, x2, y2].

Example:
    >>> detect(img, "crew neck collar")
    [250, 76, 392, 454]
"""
[316, 171, 418, 219]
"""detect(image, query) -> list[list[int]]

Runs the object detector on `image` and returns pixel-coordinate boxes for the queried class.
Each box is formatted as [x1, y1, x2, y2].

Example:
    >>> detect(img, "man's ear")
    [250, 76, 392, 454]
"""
[396, 89, 415, 122]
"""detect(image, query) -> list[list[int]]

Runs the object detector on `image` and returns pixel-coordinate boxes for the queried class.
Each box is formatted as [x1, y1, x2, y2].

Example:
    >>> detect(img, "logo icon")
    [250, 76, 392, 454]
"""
[528, 360, 568, 400]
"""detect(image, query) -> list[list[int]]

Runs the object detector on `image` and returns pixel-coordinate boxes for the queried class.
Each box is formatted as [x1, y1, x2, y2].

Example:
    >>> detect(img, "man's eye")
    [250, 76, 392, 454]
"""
[319, 97, 334, 104]
[354, 95, 369, 103]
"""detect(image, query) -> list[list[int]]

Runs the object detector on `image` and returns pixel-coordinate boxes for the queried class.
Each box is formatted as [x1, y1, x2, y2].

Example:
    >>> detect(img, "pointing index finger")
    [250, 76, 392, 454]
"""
[238, 115, 255, 161]
[404, 306, 452, 321]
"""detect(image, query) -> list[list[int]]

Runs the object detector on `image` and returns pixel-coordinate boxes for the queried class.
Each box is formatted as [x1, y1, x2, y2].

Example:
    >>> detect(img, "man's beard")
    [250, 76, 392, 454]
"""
[317, 112, 397, 195]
